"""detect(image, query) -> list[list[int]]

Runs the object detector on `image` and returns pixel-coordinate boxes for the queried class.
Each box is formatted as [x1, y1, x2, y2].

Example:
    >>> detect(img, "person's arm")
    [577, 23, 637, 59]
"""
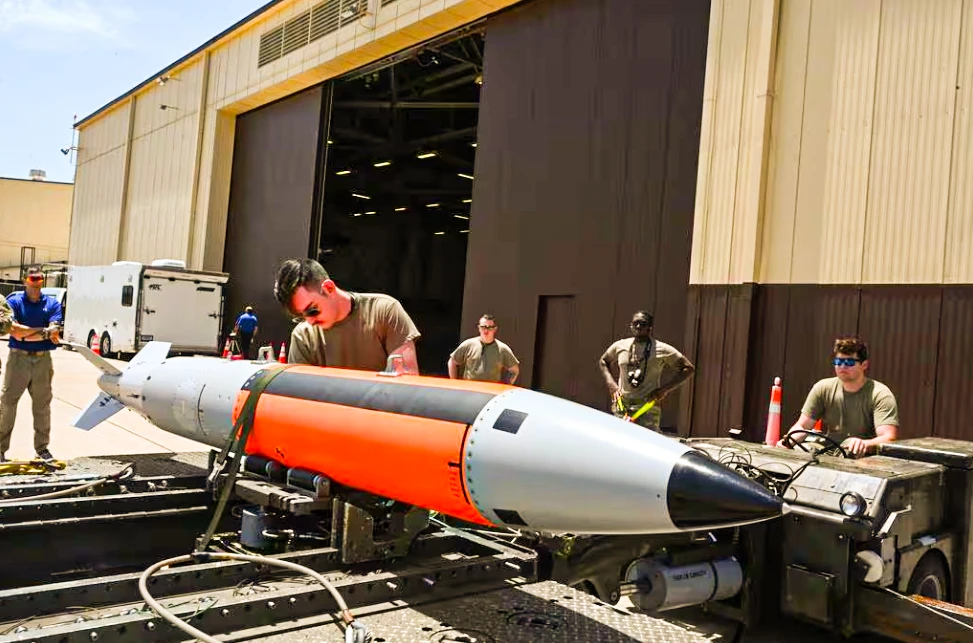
[287, 324, 319, 365]
[500, 345, 520, 384]
[650, 353, 695, 402]
[843, 390, 900, 456]
[390, 339, 419, 374]
[448, 357, 460, 379]
[777, 414, 817, 447]
[0, 298, 11, 337]
[381, 299, 422, 374]
[599, 345, 620, 398]
[778, 383, 824, 447]
[503, 363, 520, 385]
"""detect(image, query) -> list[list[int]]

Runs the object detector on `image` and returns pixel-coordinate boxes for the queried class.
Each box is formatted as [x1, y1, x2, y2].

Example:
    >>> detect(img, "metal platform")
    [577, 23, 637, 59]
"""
[0, 453, 896, 643]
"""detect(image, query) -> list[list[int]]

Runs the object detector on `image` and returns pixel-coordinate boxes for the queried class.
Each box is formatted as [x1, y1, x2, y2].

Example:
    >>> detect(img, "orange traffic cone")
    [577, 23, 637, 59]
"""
[813, 418, 823, 433]
[764, 376, 782, 445]
[278, 343, 287, 364]
[92, 343, 100, 356]
[221, 338, 231, 359]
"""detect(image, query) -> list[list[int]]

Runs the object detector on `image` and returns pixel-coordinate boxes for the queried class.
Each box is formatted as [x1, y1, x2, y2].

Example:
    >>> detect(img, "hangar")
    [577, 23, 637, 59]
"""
[69, 0, 973, 440]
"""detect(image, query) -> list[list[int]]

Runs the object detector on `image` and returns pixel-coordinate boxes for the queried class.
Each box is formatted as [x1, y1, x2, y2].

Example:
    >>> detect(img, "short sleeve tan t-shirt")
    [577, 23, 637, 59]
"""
[450, 338, 519, 382]
[287, 293, 421, 371]
[801, 377, 899, 442]
[601, 338, 687, 403]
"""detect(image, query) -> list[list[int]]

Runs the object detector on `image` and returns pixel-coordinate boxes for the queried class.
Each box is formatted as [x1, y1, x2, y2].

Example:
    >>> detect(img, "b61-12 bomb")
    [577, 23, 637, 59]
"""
[71, 341, 784, 535]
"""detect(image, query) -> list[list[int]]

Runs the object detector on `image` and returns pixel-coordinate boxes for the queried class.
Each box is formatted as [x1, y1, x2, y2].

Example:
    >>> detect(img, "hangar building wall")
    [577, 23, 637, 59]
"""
[686, 0, 973, 441]
[68, 0, 523, 271]
[0, 177, 73, 279]
[463, 0, 710, 418]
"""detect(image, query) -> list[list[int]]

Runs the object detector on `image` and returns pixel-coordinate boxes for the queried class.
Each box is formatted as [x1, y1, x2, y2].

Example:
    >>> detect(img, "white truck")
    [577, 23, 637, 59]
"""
[63, 259, 229, 358]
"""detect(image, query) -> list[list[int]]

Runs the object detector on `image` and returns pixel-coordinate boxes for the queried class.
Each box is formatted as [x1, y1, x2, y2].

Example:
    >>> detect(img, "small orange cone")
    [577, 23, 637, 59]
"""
[278, 342, 287, 364]
[813, 418, 823, 433]
[764, 376, 782, 445]
[221, 337, 231, 359]
[92, 344, 100, 356]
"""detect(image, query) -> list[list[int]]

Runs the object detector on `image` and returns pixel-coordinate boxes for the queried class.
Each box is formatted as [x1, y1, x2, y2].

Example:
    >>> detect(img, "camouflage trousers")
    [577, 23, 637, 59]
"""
[612, 400, 662, 431]
[0, 349, 54, 454]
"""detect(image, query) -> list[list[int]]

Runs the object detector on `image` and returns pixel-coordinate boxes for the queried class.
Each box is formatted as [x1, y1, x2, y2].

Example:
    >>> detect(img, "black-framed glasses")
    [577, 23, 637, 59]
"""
[833, 357, 861, 367]
[479, 325, 496, 330]
[631, 320, 649, 328]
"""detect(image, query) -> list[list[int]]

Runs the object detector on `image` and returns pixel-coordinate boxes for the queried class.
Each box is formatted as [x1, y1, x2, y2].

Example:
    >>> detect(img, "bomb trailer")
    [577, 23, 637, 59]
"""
[1, 430, 973, 642]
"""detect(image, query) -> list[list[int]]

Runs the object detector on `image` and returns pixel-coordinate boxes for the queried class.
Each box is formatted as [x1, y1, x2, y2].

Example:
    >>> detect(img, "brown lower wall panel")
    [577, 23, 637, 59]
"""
[689, 283, 973, 442]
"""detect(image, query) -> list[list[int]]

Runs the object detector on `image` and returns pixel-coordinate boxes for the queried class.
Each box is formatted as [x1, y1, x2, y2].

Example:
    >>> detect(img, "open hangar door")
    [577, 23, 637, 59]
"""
[314, 27, 485, 375]
[224, 28, 484, 372]
[462, 0, 710, 427]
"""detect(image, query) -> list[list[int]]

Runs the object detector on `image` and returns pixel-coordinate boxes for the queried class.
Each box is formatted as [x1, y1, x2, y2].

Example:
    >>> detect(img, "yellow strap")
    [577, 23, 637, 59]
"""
[0, 459, 68, 476]
[629, 400, 656, 422]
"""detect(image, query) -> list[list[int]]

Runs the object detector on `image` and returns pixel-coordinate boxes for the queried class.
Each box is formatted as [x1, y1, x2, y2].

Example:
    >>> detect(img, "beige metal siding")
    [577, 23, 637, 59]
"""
[862, 0, 962, 284]
[0, 179, 73, 275]
[120, 118, 198, 261]
[691, 0, 751, 285]
[198, 110, 236, 272]
[697, 0, 973, 286]
[68, 106, 131, 266]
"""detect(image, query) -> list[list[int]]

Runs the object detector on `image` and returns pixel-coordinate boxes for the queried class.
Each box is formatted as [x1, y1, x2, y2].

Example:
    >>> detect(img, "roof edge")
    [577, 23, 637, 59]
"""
[74, 0, 288, 129]
[0, 176, 74, 186]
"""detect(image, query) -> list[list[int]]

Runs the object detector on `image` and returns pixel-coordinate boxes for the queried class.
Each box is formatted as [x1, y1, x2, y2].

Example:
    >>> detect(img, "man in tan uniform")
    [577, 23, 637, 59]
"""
[598, 311, 695, 431]
[448, 314, 520, 384]
[777, 337, 898, 457]
[273, 258, 421, 373]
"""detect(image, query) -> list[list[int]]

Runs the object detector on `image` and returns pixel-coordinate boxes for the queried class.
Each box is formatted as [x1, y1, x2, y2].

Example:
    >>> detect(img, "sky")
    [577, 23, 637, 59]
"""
[0, 0, 271, 183]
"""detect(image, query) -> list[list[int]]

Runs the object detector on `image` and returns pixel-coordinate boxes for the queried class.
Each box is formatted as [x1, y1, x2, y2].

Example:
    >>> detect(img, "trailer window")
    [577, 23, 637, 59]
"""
[121, 285, 134, 307]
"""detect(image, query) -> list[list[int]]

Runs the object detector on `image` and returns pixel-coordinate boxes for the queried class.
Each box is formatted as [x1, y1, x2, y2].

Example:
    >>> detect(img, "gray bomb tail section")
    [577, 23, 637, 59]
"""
[72, 392, 125, 430]
[63, 342, 122, 376]
[69, 341, 173, 431]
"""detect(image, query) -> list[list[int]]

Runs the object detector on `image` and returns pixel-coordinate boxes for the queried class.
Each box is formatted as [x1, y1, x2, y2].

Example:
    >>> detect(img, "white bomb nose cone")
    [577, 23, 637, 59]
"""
[666, 450, 784, 529]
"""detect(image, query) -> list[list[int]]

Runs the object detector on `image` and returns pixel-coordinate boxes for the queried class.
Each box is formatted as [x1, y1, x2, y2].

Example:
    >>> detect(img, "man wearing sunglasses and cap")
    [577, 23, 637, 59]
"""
[599, 311, 695, 432]
[274, 258, 421, 373]
[777, 337, 898, 457]
[0, 266, 63, 462]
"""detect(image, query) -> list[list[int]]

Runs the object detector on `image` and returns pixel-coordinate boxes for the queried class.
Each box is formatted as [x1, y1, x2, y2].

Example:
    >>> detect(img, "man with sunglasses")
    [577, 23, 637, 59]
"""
[777, 337, 898, 457]
[448, 314, 520, 384]
[599, 311, 695, 431]
[0, 266, 63, 462]
[273, 259, 421, 373]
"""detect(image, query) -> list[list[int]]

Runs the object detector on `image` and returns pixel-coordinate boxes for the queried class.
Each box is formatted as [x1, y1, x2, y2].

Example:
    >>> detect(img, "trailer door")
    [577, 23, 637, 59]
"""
[139, 272, 224, 353]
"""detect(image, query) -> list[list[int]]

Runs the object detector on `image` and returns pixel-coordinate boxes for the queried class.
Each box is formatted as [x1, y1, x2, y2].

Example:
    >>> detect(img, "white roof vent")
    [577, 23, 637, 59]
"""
[29, 169, 46, 181]
[150, 259, 187, 269]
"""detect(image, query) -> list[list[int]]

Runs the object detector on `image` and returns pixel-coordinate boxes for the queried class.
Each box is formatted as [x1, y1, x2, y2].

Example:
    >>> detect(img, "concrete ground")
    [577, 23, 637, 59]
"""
[0, 340, 207, 460]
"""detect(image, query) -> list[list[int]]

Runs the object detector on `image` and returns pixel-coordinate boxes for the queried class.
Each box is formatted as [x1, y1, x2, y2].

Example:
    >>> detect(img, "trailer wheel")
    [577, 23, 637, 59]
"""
[99, 333, 112, 359]
[906, 551, 950, 602]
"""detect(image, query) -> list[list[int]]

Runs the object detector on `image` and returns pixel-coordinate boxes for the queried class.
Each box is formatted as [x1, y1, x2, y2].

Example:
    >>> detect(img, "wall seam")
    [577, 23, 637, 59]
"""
[786, 0, 813, 283]
[858, 0, 885, 285]
[115, 97, 138, 262]
[187, 51, 213, 267]
[941, 0, 967, 285]
[725, 0, 755, 284]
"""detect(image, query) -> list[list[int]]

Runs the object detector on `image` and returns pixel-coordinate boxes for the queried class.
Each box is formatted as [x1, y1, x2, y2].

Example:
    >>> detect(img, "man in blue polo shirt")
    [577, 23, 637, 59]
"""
[0, 266, 63, 462]
[233, 305, 259, 359]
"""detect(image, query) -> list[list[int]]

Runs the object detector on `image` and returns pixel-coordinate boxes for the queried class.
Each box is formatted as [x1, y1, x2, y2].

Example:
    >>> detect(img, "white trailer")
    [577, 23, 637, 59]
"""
[63, 260, 229, 358]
